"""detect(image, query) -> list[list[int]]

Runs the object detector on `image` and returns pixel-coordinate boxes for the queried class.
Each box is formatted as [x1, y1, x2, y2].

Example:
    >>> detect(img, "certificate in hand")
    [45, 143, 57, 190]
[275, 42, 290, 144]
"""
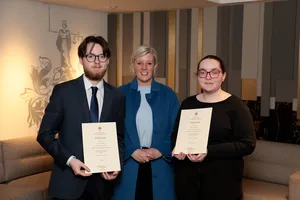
[173, 108, 212, 154]
[81, 122, 120, 173]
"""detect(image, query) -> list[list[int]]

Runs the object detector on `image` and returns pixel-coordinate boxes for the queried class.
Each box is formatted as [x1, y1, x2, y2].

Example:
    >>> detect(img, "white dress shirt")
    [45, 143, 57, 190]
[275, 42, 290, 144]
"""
[66, 75, 104, 166]
[83, 75, 104, 121]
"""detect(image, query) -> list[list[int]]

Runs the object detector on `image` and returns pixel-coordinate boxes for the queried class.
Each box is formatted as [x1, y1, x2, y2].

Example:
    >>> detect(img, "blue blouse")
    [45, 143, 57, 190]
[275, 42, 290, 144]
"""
[136, 85, 153, 148]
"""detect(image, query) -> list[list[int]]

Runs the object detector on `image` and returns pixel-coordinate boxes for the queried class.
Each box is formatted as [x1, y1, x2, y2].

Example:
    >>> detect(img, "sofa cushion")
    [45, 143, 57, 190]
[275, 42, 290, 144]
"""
[244, 140, 300, 185]
[289, 171, 300, 200]
[0, 184, 43, 200]
[0, 142, 5, 183]
[8, 171, 51, 200]
[243, 178, 288, 200]
[2, 136, 53, 182]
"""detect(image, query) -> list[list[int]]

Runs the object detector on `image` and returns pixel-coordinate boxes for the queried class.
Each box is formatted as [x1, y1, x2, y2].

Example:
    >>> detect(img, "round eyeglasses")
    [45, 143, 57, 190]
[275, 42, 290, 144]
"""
[85, 53, 108, 63]
[197, 69, 221, 79]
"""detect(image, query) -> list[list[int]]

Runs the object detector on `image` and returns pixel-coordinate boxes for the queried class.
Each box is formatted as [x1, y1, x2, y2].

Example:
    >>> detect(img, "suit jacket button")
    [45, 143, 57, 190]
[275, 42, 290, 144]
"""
[154, 130, 158, 133]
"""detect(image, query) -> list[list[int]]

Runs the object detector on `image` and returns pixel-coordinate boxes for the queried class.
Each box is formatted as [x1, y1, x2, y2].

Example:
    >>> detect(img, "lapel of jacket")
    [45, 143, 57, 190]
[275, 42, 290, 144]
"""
[74, 75, 91, 123]
[100, 81, 113, 122]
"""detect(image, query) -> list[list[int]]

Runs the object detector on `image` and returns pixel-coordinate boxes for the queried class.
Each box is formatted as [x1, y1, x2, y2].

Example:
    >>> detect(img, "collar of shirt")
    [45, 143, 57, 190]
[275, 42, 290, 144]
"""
[83, 75, 104, 97]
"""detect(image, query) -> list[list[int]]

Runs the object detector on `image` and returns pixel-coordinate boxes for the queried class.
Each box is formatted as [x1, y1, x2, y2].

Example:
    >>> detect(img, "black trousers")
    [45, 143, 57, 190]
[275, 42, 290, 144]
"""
[135, 162, 153, 200]
[53, 174, 112, 200]
[175, 159, 243, 200]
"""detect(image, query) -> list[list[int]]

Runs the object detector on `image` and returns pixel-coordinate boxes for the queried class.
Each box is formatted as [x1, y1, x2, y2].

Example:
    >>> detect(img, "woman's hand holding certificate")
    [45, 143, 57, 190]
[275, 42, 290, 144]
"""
[187, 153, 207, 162]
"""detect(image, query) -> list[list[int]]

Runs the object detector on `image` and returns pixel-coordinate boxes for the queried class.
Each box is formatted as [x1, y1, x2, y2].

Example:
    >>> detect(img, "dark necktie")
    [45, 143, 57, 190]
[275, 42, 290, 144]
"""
[90, 86, 99, 122]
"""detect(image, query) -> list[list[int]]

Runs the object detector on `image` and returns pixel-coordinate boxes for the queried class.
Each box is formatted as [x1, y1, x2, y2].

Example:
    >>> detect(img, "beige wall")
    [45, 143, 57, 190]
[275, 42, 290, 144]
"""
[0, 0, 108, 140]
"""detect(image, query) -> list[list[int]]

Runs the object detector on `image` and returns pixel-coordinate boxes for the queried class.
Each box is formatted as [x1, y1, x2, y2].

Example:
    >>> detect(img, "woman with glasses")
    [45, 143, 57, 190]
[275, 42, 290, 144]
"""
[172, 55, 256, 200]
[114, 45, 180, 200]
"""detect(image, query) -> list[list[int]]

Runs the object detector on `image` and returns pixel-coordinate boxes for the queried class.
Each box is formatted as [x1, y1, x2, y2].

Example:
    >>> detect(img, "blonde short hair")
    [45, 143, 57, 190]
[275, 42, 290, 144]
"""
[130, 45, 158, 70]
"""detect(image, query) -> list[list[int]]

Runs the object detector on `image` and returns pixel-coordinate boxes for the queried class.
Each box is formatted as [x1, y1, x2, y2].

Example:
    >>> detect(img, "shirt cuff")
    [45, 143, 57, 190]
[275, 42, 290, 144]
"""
[66, 155, 76, 166]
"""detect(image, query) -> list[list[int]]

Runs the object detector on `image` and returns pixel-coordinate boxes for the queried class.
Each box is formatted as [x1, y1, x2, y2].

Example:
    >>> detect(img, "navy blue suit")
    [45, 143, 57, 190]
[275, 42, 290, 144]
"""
[37, 75, 125, 200]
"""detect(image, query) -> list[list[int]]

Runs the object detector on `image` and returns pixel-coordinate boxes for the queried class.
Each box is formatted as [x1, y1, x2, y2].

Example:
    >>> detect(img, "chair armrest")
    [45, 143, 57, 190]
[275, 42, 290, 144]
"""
[289, 170, 300, 200]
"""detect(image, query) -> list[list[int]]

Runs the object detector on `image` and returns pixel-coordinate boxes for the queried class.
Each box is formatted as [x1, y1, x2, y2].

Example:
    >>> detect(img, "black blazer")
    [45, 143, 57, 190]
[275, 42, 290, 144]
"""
[37, 75, 125, 199]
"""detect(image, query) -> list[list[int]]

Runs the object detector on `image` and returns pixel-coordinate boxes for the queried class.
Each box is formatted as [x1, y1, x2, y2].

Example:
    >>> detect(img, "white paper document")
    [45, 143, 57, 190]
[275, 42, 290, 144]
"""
[173, 108, 212, 154]
[82, 122, 120, 173]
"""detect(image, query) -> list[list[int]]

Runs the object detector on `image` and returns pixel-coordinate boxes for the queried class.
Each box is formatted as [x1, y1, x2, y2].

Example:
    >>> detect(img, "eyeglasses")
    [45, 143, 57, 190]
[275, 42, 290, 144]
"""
[85, 53, 108, 63]
[197, 69, 221, 79]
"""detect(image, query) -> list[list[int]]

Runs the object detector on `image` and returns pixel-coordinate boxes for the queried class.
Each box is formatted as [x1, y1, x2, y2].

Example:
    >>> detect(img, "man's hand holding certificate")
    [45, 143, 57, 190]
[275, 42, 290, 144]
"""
[81, 122, 120, 174]
[173, 108, 212, 155]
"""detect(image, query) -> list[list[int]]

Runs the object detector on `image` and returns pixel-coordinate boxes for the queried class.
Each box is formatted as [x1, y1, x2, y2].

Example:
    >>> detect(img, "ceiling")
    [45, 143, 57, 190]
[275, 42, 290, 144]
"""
[31, 0, 267, 13]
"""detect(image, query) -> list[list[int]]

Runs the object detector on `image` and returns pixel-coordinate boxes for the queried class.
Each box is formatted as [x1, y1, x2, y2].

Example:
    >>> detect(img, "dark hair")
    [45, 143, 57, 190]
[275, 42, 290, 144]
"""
[78, 36, 111, 59]
[197, 55, 226, 73]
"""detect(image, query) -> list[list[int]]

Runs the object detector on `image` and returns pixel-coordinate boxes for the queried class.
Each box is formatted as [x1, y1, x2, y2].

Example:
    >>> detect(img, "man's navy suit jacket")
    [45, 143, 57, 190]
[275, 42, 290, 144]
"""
[37, 75, 125, 199]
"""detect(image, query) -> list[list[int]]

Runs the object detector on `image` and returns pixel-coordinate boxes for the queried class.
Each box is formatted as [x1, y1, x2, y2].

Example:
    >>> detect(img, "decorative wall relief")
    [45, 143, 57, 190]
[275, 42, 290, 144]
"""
[51, 20, 83, 80]
[21, 19, 83, 128]
[56, 20, 74, 80]
[21, 57, 53, 128]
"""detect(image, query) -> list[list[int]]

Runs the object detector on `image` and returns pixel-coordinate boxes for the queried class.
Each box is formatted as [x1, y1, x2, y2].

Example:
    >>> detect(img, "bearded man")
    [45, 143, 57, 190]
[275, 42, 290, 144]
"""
[37, 36, 125, 200]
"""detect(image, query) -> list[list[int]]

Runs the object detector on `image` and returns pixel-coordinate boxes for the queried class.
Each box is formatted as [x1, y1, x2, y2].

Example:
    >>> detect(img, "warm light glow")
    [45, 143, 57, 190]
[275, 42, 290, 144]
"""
[197, 8, 203, 93]
[0, 38, 38, 140]
[0, 0, 108, 140]
[168, 10, 176, 90]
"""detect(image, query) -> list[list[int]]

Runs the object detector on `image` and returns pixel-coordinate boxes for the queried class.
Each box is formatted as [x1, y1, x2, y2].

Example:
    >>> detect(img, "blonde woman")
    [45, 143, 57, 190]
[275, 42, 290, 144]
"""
[114, 45, 179, 200]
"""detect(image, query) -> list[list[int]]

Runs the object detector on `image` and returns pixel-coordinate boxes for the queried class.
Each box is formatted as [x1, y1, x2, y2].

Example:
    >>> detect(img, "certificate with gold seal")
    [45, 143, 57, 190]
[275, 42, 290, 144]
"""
[81, 122, 120, 173]
[173, 108, 212, 154]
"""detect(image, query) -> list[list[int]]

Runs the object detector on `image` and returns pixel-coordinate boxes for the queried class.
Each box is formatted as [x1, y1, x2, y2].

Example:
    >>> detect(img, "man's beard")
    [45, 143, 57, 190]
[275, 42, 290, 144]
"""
[84, 67, 107, 81]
